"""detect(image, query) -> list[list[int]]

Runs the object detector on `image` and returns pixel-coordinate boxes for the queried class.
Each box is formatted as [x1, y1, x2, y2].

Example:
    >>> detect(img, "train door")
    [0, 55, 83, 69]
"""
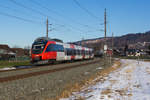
[57, 52, 65, 61]
[56, 43, 65, 61]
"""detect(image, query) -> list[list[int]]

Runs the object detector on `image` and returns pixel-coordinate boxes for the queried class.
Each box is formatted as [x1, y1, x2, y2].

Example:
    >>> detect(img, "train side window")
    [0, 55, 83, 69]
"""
[75, 49, 77, 55]
[64, 48, 67, 55]
[72, 49, 75, 55]
[80, 50, 82, 55]
[79, 50, 81, 55]
[89, 51, 91, 55]
[85, 51, 87, 55]
[75, 50, 77, 55]
[86, 51, 88, 55]
[45, 44, 64, 52]
[66, 48, 71, 55]
[66, 48, 69, 55]
[82, 50, 84, 55]
[87, 51, 89, 55]
[71, 49, 73, 55]
[54, 44, 64, 52]
[73, 49, 76, 55]
[77, 50, 80, 55]
[76, 49, 78, 55]
[45, 44, 53, 52]
[83, 50, 85, 55]
[78, 50, 80, 55]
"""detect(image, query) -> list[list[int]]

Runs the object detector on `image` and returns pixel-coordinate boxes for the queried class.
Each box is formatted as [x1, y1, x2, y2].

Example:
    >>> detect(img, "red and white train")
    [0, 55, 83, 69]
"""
[31, 37, 94, 64]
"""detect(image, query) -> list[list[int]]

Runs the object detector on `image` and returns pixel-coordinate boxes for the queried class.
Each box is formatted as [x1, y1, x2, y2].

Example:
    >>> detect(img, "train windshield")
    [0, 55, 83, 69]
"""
[33, 44, 44, 49]
[32, 41, 47, 54]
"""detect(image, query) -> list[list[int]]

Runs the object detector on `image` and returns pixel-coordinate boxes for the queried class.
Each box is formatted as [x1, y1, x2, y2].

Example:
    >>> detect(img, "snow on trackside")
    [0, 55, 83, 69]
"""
[60, 59, 150, 100]
[0, 67, 16, 70]
[96, 67, 103, 70]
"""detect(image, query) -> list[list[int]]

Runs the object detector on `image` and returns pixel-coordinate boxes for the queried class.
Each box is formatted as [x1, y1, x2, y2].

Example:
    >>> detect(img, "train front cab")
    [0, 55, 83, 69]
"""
[31, 40, 48, 63]
[31, 41, 65, 63]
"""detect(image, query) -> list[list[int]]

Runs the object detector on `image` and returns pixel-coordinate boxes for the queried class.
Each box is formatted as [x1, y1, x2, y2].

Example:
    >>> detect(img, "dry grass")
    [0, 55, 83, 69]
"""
[146, 67, 150, 74]
[101, 89, 112, 95]
[125, 68, 134, 73]
[57, 60, 121, 100]
[128, 64, 136, 73]
[101, 87, 131, 98]
[109, 80, 117, 84]
[115, 89, 127, 96]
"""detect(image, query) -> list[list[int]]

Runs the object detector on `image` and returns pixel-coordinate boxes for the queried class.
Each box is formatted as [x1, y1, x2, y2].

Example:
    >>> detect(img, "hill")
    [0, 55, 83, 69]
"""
[71, 31, 150, 51]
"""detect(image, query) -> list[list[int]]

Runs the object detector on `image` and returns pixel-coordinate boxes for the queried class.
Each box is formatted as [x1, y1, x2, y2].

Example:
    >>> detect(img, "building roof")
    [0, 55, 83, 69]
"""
[11, 48, 25, 56]
[0, 44, 16, 55]
[0, 44, 11, 50]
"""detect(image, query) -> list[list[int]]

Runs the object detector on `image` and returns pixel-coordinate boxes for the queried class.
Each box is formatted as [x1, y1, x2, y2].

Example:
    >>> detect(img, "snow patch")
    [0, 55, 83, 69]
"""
[0, 67, 16, 70]
[96, 67, 103, 70]
[61, 59, 150, 100]
[84, 72, 89, 75]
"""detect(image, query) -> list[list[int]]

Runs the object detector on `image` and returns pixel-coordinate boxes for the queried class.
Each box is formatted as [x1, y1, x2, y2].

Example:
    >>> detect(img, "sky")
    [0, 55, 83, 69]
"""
[0, 0, 150, 48]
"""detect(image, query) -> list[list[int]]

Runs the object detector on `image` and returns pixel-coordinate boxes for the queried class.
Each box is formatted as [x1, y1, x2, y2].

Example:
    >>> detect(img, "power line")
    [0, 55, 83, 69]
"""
[29, 0, 97, 30]
[9, 0, 57, 21]
[8, 0, 80, 33]
[0, 4, 44, 20]
[0, 11, 42, 24]
[73, 0, 99, 19]
[8, 0, 99, 36]
[21, 0, 101, 35]
[30, 0, 62, 17]
[0, 4, 20, 12]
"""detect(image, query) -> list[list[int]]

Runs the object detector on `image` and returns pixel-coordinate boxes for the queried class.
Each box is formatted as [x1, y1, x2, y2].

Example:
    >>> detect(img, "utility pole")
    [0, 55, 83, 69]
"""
[46, 17, 52, 38]
[104, 8, 107, 40]
[104, 8, 107, 66]
[46, 17, 48, 38]
[112, 32, 114, 56]
[104, 8, 107, 54]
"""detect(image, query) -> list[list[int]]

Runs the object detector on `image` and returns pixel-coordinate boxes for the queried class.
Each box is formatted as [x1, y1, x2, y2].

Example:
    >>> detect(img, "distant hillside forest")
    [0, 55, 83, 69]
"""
[112, 31, 150, 47]
[72, 31, 150, 51]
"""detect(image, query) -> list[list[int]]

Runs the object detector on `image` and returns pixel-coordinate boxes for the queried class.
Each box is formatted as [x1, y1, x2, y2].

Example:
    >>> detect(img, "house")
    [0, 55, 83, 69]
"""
[11, 48, 29, 57]
[0, 44, 16, 60]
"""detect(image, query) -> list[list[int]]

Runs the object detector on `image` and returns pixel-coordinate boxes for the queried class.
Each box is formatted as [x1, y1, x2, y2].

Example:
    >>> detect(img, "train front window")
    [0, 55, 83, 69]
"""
[33, 45, 44, 49]
[32, 44, 45, 54]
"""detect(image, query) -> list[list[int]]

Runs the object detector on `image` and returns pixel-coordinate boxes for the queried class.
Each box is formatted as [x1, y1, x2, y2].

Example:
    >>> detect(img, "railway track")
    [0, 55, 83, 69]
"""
[0, 62, 64, 73]
[0, 60, 93, 73]
[0, 59, 100, 83]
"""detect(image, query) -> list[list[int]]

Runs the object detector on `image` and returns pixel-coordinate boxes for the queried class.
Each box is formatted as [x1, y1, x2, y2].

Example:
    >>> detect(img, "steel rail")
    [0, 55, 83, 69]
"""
[0, 60, 99, 83]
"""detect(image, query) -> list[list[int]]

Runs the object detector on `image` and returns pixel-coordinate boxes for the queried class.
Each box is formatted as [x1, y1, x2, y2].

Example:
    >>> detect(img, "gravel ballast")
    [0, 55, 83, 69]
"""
[0, 58, 113, 100]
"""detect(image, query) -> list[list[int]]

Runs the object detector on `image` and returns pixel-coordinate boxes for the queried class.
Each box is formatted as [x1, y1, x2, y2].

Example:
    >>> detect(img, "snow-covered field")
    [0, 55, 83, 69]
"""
[61, 59, 150, 100]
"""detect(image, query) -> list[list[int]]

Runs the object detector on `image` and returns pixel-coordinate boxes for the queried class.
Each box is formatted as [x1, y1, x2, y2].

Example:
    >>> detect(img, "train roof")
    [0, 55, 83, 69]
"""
[34, 37, 63, 43]
[34, 37, 93, 50]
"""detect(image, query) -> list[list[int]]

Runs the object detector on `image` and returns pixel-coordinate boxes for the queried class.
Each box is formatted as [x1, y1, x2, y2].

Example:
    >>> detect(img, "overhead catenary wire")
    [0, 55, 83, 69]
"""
[7, 0, 102, 38]
[9, 0, 58, 22]
[29, 0, 62, 17]
[0, 4, 44, 20]
[9, 0, 85, 33]
[73, 0, 104, 32]
[0, 11, 42, 24]
[73, 0, 99, 20]
[29, 0, 98, 30]
[0, 4, 76, 35]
